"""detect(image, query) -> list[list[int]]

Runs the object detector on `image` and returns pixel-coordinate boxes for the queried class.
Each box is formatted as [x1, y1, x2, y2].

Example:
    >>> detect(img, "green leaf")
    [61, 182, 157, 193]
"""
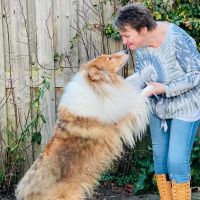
[39, 88, 45, 98]
[153, 11, 162, 20]
[5, 129, 14, 137]
[43, 78, 50, 90]
[111, 32, 121, 40]
[134, 174, 146, 194]
[31, 132, 42, 145]
[40, 113, 47, 124]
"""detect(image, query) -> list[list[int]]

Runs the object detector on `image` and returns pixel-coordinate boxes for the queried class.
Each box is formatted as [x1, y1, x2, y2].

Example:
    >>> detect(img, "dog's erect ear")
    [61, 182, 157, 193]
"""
[79, 62, 102, 80]
[88, 65, 105, 81]
[80, 61, 110, 82]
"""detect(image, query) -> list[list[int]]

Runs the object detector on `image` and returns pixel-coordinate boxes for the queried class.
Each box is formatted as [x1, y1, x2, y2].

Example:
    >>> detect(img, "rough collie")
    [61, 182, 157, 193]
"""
[15, 51, 149, 200]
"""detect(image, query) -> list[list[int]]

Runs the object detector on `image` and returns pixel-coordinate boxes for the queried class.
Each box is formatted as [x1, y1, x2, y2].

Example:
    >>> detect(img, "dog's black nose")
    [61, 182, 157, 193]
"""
[118, 50, 128, 54]
[123, 49, 128, 54]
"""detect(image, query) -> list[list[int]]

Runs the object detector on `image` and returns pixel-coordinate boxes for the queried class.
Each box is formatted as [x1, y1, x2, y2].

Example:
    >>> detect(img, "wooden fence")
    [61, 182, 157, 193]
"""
[0, 0, 124, 151]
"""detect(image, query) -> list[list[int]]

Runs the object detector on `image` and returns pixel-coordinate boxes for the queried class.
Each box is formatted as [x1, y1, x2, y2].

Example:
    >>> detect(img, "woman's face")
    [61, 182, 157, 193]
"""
[119, 26, 147, 50]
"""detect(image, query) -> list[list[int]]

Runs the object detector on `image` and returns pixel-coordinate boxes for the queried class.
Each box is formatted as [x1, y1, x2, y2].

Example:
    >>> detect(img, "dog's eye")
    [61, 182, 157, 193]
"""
[109, 57, 112, 60]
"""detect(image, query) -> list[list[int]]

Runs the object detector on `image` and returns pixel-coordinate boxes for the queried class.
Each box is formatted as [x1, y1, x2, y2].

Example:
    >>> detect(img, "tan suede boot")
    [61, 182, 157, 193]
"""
[155, 174, 173, 200]
[172, 181, 191, 200]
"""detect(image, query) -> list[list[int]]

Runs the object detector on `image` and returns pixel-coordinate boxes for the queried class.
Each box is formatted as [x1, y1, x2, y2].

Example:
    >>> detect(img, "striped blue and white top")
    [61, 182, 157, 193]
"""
[130, 23, 200, 120]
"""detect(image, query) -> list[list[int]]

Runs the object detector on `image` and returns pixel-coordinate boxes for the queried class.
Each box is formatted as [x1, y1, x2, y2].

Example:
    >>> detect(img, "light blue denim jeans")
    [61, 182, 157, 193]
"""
[149, 113, 200, 183]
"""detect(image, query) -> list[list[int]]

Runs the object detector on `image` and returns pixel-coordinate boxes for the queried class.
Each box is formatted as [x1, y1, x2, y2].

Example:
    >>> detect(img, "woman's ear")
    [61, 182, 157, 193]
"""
[139, 27, 147, 35]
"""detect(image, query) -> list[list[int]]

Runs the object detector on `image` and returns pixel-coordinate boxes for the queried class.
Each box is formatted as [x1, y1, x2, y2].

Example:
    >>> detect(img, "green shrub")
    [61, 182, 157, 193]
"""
[0, 75, 50, 190]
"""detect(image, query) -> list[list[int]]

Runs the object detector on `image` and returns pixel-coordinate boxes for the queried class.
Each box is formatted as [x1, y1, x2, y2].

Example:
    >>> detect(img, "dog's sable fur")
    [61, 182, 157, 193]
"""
[15, 52, 149, 200]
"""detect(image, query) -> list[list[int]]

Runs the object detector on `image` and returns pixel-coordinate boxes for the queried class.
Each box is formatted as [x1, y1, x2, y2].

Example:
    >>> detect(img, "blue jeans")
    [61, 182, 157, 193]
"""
[149, 114, 199, 183]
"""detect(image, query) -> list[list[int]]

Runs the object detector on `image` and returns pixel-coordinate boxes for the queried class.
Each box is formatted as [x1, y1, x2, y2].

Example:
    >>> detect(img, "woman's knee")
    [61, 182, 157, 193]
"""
[167, 156, 190, 175]
[167, 158, 191, 182]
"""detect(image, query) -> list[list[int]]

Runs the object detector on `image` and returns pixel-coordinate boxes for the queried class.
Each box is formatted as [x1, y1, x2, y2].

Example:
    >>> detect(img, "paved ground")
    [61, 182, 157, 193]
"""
[88, 184, 200, 200]
[91, 193, 200, 199]
[88, 185, 200, 200]
[125, 193, 200, 200]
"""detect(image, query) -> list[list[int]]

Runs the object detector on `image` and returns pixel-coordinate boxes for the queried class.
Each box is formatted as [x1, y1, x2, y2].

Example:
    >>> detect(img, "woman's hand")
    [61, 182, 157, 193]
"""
[146, 82, 166, 97]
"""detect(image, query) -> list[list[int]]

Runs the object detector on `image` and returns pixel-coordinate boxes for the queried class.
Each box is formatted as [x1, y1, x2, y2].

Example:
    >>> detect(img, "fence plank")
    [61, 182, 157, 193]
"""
[53, 0, 79, 88]
[35, 0, 56, 147]
[1, 0, 10, 131]
[9, 0, 30, 131]
[0, 1, 6, 125]
[0, 0, 7, 161]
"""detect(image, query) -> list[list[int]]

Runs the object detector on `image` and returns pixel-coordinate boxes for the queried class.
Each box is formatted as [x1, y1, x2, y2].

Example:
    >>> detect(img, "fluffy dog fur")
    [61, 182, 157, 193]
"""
[15, 52, 149, 200]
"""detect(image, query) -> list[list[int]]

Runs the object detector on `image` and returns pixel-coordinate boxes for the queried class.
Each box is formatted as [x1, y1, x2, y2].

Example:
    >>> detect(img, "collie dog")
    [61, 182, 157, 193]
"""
[16, 51, 149, 200]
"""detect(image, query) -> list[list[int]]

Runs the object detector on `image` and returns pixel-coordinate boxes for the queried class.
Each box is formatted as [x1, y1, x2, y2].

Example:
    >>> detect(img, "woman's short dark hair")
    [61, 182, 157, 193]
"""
[114, 4, 157, 32]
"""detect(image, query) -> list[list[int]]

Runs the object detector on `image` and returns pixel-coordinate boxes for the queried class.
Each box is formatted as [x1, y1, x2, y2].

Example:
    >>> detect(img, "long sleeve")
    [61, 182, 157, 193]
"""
[125, 72, 146, 89]
[126, 50, 158, 89]
[165, 26, 200, 98]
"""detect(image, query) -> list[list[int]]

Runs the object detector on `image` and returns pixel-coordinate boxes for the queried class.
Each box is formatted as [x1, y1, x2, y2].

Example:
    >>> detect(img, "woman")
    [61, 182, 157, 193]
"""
[114, 3, 200, 200]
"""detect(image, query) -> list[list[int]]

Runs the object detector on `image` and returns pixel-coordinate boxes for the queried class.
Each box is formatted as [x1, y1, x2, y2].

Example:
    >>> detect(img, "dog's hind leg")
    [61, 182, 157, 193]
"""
[46, 183, 86, 200]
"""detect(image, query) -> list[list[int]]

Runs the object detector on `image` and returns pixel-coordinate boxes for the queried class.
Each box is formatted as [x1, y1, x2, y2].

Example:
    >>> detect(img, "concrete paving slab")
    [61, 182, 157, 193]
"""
[125, 192, 200, 200]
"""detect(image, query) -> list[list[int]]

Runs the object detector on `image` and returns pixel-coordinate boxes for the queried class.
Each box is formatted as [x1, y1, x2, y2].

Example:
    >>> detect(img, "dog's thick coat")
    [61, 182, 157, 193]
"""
[15, 52, 149, 200]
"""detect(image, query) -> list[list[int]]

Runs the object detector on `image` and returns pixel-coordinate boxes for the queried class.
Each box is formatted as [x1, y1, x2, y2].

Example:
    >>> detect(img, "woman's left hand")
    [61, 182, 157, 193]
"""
[147, 82, 166, 97]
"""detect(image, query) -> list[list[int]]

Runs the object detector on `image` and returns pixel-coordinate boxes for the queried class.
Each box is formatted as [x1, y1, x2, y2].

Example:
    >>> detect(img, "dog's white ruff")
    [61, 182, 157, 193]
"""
[59, 71, 149, 146]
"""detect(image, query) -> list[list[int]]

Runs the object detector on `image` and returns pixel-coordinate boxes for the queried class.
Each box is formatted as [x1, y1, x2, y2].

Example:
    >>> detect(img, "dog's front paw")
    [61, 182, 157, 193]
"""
[140, 85, 155, 97]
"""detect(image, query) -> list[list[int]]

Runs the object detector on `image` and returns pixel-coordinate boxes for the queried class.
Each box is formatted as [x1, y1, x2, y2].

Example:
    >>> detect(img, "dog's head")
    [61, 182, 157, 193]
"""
[80, 51, 129, 83]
